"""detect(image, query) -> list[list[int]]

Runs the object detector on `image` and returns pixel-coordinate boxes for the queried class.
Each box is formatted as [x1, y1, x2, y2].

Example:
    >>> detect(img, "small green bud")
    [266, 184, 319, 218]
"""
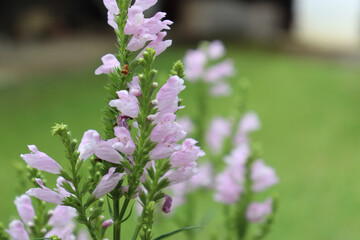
[171, 60, 185, 78]
[49, 235, 62, 240]
[51, 123, 68, 136]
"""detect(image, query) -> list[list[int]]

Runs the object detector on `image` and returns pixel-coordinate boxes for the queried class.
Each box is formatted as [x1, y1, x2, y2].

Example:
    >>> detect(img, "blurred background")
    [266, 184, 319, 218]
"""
[1, 0, 360, 239]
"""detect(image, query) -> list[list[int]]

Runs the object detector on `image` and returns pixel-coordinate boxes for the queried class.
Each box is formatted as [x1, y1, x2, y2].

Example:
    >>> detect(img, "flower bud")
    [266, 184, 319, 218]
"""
[102, 219, 114, 228]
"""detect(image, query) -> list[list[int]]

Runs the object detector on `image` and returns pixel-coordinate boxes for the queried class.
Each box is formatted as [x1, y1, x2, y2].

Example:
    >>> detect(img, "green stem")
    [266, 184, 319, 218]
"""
[114, 197, 120, 240]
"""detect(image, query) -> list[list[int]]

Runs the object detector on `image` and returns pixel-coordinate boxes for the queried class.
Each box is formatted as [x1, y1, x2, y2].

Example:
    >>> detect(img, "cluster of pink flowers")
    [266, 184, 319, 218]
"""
[6, 195, 79, 240]
[214, 112, 279, 223]
[184, 40, 235, 96]
[97, 0, 172, 76]
[21, 143, 126, 204]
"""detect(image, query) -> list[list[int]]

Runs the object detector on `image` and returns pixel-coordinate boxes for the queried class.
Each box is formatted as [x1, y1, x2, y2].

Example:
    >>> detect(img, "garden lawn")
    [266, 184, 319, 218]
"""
[0, 45, 359, 240]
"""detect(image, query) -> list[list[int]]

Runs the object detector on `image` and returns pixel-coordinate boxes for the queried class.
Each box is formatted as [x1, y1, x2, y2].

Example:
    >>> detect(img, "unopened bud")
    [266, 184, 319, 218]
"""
[102, 219, 114, 228]
[152, 82, 158, 88]
[41, 228, 47, 234]
[151, 100, 158, 106]
[162, 195, 172, 214]
[130, 89, 141, 97]
[27, 221, 34, 227]
[147, 115, 156, 122]
[47, 210, 54, 216]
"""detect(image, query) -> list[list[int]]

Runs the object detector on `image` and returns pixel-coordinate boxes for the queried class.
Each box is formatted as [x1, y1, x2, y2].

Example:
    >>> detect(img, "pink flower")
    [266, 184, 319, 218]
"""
[189, 163, 214, 189]
[176, 116, 194, 134]
[78, 130, 123, 164]
[207, 40, 225, 60]
[103, 0, 119, 15]
[48, 205, 77, 227]
[166, 165, 198, 185]
[107, 11, 118, 30]
[6, 220, 30, 240]
[251, 160, 279, 192]
[14, 195, 35, 226]
[155, 76, 185, 119]
[108, 127, 136, 155]
[169, 139, 205, 168]
[150, 113, 186, 143]
[246, 198, 273, 223]
[214, 168, 243, 204]
[224, 143, 250, 175]
[234, 112, 261, 145]
[128, 76, 141, 97]
[133, 0, 157, 10]
[149, 142, 180, 160]
[125, 2, 172, 52]
[109, 90, 139, 118]
[45, 222, 75, 240]
[184, 49, 207, 81]
[210, 82, 232, 96]
[161, 194, 172, 213]
[139, 32, 172, 58]
[26, 178, 66, 205]
[95, 54, 120, 75]
[204, 59, 235, 83]
[102, 219, 114, 228]
[20, 145, 62, 174]
[92, 167, 125, 199]
[206, 117, 232, 154]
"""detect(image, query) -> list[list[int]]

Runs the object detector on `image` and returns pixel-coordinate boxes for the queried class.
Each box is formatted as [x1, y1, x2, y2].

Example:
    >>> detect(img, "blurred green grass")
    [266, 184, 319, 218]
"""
[1, 46, 360, 240]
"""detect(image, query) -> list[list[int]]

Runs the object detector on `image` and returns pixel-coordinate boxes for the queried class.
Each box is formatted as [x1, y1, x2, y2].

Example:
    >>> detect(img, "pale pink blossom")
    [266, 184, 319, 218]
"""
[14, 195, 34, 226]
[108, 127, 136, 155]
[214, 168, 243, 204]
[95, 54, 120, 75]
[224, 143, 250, 174]
[107, 11, 118, 30]
[169, 139, 205, 168]
[109, 90, 139, 118]
[189, 163, 214, 188]
[246, 198, 273, 223]
[206, 117, 232, 154]
[92, 167, 125, 199]
[125, 4, 172, 52]
[55, 177, 73, 199]
[78, 130, 123, 164]
[204, 59, 235, 83]
[251, 160, 279, 192]
[77, 229, 90, 240]
[210, 82, 232, 96]
[45, 222, 75, 240]
[139, 31, 172, 58]
[166, 165, 198, 185]
[149, 142, 180, 160]
[20, 145, 62, 174]
[234, 112, 261, 145]
[176, 116, 194, 134]
[155, 76, 185, 120]
[133, 0, 157, 10]
[6, 220, 30, 240]
[26, 178, 65, 205]
[150, 113, 186, 143]
[102, 219, 114, 228]
[103, 0, 119, 15]
[128, 76, 141, 97]
[207, 40, 225, 59]
[184, 49, 207, 81]
[48, 205, 77, 227]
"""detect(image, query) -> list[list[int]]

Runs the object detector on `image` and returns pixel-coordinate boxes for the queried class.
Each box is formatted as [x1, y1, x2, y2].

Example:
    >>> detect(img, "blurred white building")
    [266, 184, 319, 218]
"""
[293, 0, 360, 52]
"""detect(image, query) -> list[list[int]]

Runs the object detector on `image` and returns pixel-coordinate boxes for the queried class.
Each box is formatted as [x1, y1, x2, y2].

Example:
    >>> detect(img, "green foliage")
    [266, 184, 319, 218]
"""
[152, 226, 203, 240]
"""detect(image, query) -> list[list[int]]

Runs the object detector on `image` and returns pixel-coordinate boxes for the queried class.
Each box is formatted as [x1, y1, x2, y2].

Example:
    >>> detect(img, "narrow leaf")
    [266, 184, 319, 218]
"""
[152, 226, 203, 240]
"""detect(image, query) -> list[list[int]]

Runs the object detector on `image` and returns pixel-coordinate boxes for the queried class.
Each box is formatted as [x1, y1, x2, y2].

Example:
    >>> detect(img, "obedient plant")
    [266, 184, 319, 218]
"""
[167, 41, 279, 239]
[0, 0, 205, 239]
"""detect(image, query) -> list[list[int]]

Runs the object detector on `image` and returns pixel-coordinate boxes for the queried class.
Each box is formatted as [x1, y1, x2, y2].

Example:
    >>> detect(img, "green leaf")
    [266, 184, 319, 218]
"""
[152, 226, 203, 240]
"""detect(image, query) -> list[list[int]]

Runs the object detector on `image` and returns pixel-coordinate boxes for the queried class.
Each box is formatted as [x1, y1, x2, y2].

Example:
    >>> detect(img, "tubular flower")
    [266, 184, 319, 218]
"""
[92, 167, 125, 199]
[246, 198, 273, 223]
[26, 178, 68, 205]
[251, 160, 279, 192]
[109, 90, 140, 118]
[95, 54, 120, 75]
[20, 145, 62, 174]
[14, 195, 35, 226]
[78, 130, 123, 164]
[108, 126, 136, 155]
[6, 220, 30, 240]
